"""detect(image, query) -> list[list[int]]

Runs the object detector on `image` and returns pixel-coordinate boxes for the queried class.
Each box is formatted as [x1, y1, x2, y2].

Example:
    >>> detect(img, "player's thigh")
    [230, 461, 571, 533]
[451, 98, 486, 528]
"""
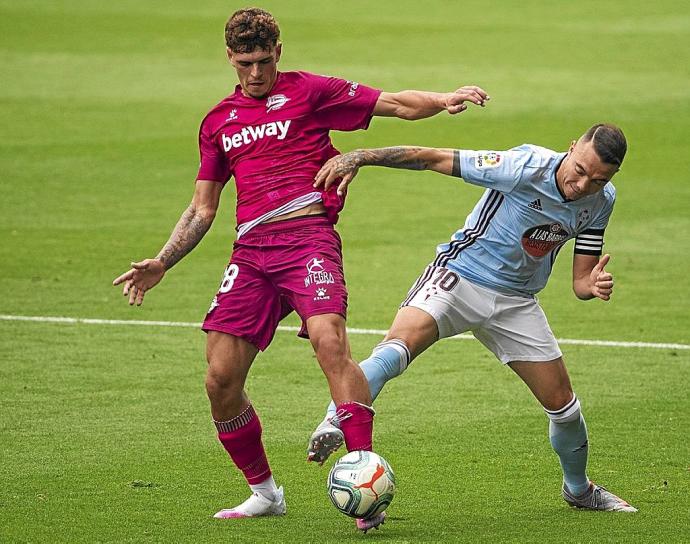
[385, 306, 439, 360]
[203, 251, 283, 352]
[271, 225, 349, 327]
[401, 265, 491, 344]
[206, 330, 259, 389]
[509, 358, 574, 411]
[474, 294, 562, 365]
[473, 294, 571, 409]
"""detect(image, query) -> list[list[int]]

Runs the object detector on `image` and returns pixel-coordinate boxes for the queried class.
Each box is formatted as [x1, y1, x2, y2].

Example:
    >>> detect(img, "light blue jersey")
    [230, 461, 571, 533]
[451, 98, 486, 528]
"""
[434, 144, 615, 297]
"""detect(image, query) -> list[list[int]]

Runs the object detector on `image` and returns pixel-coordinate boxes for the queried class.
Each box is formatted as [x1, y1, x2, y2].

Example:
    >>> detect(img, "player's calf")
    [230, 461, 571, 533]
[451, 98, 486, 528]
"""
[310, 339, 410, 465]
[362, 339, 411, 399]
[545, 394, 590, 496]
[324, 339, 412, 419]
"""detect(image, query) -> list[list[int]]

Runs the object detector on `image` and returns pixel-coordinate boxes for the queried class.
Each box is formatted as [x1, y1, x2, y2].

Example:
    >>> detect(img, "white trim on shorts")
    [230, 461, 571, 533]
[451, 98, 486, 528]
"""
[401, 265, 562, 364]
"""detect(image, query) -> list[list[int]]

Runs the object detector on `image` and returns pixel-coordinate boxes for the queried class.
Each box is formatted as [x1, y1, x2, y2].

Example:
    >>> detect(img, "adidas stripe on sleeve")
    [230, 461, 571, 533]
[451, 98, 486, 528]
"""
[574, 228, 605, 256]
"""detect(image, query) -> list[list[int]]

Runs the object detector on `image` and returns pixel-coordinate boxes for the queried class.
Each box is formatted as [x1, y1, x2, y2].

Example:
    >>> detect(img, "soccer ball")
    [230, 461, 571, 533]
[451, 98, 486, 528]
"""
[327, 450, 395, 519]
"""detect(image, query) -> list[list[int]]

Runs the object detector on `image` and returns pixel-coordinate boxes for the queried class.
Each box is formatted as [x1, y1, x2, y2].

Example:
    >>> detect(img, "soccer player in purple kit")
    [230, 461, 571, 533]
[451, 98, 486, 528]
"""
[113, 7, 488, 529]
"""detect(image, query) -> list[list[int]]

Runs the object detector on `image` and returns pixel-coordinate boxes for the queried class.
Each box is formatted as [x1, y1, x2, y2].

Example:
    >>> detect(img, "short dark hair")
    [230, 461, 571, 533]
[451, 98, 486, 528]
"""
[225, 8, 280, 53]
[582, 123, 627, 167]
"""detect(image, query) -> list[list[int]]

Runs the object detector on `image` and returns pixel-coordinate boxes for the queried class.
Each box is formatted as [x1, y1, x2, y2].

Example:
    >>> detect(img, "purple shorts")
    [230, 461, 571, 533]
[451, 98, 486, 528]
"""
[202, 215, 347, 351]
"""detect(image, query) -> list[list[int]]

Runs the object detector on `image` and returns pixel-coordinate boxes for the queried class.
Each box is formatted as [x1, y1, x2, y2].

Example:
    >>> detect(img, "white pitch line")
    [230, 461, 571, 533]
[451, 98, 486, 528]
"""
[0, 314, 688, 351]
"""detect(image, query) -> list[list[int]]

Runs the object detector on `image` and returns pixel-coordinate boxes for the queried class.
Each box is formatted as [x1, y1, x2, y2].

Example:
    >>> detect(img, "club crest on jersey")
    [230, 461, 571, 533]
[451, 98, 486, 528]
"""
[424, 285, 438, 301]
[476, 151, 502, 168]
[266, 94, 290, 112]
[521, 223, 570, 257]
[577, 208, 591, 229]
[304, 257, 335, 287]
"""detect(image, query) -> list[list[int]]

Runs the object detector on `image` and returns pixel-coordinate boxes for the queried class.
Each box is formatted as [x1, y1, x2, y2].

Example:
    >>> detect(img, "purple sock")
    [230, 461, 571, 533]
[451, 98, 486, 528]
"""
[337, 402, 374, 452]
[215, 404, 272, 485]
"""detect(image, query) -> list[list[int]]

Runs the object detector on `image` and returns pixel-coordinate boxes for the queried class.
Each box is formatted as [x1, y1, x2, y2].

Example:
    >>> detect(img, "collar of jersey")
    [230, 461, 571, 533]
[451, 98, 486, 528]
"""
[553, 153, 569, 202]
[233, 71, 284, 103]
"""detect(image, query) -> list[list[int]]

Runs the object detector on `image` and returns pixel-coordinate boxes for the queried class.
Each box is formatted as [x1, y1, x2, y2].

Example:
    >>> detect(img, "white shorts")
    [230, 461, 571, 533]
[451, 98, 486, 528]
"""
[401, 265, 562, 364]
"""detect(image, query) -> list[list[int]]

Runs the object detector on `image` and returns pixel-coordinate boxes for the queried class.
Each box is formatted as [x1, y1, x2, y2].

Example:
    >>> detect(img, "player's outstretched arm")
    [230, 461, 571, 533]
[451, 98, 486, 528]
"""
[314, 147, 454, 195]
[572, 253, 614, 301]
[373, 86, 489, 120]
[112, 180, 223, 306]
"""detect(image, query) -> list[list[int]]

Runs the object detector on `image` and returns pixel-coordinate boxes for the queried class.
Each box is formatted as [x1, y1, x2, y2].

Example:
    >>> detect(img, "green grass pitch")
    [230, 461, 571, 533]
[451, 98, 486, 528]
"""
[1, 1, 689, 542]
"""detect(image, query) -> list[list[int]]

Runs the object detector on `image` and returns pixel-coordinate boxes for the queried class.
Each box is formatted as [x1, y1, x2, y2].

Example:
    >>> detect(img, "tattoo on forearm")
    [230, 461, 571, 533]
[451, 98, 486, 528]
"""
[156, 205, 213, 270]
[332, 151, 366, 177]
[356, 147, 428, 170]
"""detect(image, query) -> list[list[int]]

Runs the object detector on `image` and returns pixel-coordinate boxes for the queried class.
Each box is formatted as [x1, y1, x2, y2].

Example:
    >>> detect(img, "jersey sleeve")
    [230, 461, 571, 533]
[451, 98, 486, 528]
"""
[309, 73, 381, 131]
[574, 184, 616, 255]
[196, 119, 231, 183]
[453, 147, 531, 193]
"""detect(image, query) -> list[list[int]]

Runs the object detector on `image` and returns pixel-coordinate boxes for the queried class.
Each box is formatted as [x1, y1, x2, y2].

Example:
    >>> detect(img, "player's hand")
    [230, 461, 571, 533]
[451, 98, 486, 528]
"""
[589, 254, 614, 301]
[112, 259, 166, 306]
[444, 85, 490, 114]
[313, 152, 362, 196]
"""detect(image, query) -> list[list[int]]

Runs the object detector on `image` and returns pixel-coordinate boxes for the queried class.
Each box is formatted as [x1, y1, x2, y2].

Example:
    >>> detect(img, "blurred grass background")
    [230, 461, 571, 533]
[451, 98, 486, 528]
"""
[1, 1, 688, 542]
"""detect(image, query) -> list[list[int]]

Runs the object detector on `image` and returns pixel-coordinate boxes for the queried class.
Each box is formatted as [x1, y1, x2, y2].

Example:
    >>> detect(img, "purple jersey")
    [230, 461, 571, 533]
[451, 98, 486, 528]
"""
[196, 71, 381, 230]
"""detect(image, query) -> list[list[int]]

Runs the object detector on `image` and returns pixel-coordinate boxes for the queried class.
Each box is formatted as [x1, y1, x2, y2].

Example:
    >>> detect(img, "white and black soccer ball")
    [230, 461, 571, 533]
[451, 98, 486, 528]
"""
[327, 450, 395, 519]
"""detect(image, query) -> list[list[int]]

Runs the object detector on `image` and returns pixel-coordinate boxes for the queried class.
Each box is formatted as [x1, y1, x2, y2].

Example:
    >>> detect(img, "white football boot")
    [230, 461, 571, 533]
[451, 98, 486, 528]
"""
[213, 486, 286, 519]
[562, 482, 637, 512]
[307, 416, 345, 465]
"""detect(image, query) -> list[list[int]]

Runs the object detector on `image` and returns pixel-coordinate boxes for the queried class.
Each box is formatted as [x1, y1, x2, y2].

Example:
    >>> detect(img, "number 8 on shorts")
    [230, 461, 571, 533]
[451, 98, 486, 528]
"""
[219, 264, 239, 294]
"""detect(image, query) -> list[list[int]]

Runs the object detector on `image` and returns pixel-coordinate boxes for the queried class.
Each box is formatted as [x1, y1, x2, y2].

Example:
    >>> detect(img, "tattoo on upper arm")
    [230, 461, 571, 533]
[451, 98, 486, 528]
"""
[156, 205, 214, 270]
[452, 150, 462, 177]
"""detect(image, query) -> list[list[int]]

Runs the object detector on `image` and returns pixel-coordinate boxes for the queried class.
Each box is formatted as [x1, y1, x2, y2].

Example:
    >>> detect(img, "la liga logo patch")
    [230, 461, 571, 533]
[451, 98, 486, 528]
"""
[475, 151, 502, 168]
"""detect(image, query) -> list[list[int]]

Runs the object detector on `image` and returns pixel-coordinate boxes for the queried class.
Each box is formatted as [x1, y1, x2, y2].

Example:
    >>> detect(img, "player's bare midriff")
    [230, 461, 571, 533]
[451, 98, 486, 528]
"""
[264, 202, 328, 223]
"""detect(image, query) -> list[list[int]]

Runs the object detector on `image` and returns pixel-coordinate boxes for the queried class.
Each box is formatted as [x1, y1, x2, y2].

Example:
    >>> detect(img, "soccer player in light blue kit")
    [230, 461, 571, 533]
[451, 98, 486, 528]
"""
[308, 124, 637, 512]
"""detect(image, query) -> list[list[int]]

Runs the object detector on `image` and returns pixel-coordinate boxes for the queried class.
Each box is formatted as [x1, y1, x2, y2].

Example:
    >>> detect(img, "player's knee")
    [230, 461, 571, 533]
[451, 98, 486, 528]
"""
[544, 393, 581, 424]
[205, 364, 243, 399]
[205, 373, 226, 400]
[311, 330, 348, 367]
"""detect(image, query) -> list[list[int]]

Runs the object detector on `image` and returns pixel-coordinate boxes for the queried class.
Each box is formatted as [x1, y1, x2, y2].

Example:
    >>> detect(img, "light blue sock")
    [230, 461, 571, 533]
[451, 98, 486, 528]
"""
[546, 395, 590, 496]
[325, 339, 410, 420]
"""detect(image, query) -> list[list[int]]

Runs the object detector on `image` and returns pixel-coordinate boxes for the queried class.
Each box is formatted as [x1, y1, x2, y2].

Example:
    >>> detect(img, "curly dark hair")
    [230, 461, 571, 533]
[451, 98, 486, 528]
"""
[225, 8, 280, 53]
[582, 123, 627, 167]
